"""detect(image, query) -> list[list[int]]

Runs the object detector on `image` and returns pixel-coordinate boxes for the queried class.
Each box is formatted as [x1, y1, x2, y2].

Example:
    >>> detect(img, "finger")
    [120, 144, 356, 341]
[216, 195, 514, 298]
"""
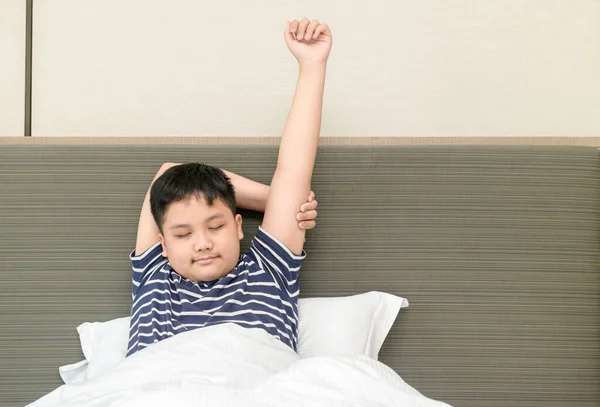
[313, 23, 330, 40]
[284, 21, 294, 42]
[311, 24, 326, 40]
[308, 190, 315, 201]
[297, 18, 310, 40]
[290, 19, 300, 39]
[304, 20, 320, 41]
[300, 199, 317, 212]
[297, 209, 317, 221]
[300, 220, 316, 230]
[305, 209, 318, 220]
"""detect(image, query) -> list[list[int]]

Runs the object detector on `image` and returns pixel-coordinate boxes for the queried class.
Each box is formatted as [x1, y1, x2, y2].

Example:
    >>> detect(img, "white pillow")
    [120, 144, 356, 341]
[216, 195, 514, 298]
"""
[298, 291, 408, 359]
[79, 317, 131, 379]
[59, 291, 408, 384]
[58, 359, 88, 384]
[59, 317, 130, 384]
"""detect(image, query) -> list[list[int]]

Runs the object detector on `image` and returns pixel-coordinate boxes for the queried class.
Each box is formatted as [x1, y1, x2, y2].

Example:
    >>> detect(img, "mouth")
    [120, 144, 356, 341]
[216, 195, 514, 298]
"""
[193, 256, 217, 265]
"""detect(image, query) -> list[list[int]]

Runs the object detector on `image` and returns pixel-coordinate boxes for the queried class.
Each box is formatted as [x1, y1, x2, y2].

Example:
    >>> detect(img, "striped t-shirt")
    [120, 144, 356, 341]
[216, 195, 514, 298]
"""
[126, 226, 306, 357]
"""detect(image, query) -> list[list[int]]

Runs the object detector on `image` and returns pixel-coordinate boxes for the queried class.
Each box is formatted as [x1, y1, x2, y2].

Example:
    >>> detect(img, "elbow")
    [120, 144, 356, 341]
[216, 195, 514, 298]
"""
[159, 162, 182, 173]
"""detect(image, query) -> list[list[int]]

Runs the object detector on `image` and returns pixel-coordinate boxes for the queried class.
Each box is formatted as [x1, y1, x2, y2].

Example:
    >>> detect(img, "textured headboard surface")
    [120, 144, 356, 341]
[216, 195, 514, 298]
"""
[1, 144, 599, 407]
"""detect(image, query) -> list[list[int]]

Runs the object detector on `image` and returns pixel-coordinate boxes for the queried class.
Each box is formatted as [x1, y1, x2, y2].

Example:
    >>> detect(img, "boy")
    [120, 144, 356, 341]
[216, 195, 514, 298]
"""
[127, 18, 332, 357]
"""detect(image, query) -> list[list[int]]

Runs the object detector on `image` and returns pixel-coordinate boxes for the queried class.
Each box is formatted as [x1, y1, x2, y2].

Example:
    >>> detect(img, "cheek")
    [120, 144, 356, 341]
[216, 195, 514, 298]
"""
[220, 230, 240, 252]
[169, 241, 192, 260]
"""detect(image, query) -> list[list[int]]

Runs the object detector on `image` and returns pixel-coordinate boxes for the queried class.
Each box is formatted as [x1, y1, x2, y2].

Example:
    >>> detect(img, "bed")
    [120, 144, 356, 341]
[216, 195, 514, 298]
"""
[1, 143, 599, 406]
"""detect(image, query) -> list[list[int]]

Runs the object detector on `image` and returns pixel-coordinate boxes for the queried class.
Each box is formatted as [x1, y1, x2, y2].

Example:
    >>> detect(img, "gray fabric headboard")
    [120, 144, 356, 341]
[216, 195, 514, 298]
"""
[1, 144, 599, 407]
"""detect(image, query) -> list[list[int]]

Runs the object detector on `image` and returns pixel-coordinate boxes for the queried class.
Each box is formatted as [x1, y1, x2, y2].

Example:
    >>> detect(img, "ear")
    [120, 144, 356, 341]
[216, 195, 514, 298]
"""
[158, 233, 168, 257]
[235, 214, 244, 240]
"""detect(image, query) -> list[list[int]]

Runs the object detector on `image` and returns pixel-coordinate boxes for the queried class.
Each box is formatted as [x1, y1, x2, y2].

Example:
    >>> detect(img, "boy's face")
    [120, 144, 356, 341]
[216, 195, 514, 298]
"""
[157, 194, 243, 282]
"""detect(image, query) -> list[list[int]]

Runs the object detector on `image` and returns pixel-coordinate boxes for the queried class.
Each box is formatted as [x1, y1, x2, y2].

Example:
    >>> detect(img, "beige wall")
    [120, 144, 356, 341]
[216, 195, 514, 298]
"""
[0, 0, 26, 137]
[3, 1, 600, 137]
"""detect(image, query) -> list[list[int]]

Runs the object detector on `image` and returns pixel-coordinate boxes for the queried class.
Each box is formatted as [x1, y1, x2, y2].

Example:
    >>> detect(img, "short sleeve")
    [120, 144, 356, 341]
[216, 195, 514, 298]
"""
[129, 242, 168, 297]
[247, 226, 307, 283]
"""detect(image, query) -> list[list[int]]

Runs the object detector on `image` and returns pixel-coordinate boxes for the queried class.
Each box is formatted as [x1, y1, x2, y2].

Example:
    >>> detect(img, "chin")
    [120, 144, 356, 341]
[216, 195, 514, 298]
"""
[190, 269, 228, 283]
[184, 259, 234, 282]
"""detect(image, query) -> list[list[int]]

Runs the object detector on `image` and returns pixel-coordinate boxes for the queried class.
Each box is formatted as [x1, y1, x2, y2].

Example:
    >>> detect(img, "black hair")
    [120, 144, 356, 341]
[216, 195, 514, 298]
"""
[150, 163, 236, 233]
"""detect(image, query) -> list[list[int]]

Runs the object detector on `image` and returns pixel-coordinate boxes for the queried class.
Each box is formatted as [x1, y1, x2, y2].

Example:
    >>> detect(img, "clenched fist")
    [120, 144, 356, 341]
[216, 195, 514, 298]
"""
[284, 18, 333, 65]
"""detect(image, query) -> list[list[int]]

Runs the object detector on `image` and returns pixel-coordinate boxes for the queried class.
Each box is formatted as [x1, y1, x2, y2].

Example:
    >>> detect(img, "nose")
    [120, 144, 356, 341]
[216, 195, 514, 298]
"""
[193, 230, 213, 252]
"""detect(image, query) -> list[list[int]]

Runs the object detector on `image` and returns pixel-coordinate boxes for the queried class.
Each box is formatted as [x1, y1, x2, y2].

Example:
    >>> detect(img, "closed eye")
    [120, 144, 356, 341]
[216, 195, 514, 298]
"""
[209, 225, 224, 231]
[175, 233, 191, 238]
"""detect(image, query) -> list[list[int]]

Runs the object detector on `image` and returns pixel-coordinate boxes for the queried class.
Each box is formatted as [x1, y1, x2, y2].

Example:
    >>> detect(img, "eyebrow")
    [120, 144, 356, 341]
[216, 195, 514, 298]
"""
[169, 213, 225, 229]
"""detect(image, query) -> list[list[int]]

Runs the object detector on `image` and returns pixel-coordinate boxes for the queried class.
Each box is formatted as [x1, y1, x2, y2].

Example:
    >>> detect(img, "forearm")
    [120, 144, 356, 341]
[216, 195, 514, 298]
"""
[161, 162, 269, 212]
[277, 62, 327, 180]
[222, 169, 269, 212]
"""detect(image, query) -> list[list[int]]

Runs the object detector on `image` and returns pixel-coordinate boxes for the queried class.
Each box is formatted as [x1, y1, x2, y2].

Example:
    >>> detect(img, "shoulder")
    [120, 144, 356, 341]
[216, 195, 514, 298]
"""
[252, 226, 307, 262]
[242, 227, 306, 282]
[130, 241, 164, 263]
[130, 242, 171, 296]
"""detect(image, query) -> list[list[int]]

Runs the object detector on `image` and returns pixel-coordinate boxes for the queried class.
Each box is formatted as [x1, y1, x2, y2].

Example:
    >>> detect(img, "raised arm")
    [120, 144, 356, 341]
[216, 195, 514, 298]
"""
[261, 19, 332, 255]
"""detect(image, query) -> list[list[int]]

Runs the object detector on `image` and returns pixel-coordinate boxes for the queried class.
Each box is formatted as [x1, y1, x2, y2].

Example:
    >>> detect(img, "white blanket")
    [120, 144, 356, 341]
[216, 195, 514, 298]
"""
[29, 323, 452, 407]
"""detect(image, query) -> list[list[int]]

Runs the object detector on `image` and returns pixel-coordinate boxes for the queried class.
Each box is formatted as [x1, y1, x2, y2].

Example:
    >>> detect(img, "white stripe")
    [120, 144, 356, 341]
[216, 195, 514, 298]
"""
[127, 329, 175, 353]
[251, 246, 288, 281]
[202, 298, 297, 327]
[251, 244, 300, 288]
[131, 258, 168, 284]
[130, 241, 162, 262]
[177, 288, 205, 300]
[211, 309, 293, 335]
[249, 248, 282, 290]
[129, 318, 187, 341]
[145, 268, 250, 293]
[131, 288, 181, 315]
[127, 340, 139, 353]
[188, 280, 279, 305]
[281, 298, 298, 320]
[137, 329, 173, 339]
[132, 251, 166, 273]
[248, 269, 265, 276]
[130, 296, 210, 329]
[191, 287, 282, 304]
[257, 239, 300, 273]
[258, 226, 305, 261]
[128, 309, 183, 342]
